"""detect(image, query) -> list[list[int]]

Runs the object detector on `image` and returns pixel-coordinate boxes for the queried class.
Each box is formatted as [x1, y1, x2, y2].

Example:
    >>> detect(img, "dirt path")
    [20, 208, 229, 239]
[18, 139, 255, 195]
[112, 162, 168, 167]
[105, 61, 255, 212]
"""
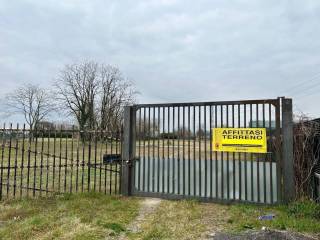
[117, 198, 162, 240]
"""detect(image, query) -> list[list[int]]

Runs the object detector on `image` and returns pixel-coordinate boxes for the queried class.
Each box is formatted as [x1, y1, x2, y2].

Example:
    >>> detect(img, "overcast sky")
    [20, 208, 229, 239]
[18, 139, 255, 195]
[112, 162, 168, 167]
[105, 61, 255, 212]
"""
[1, 0, 320, 122]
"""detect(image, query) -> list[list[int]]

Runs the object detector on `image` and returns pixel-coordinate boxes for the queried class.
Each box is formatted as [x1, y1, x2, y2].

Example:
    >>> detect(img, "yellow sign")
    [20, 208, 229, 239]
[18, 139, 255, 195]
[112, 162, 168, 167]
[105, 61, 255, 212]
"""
[212, 128, 267, 153]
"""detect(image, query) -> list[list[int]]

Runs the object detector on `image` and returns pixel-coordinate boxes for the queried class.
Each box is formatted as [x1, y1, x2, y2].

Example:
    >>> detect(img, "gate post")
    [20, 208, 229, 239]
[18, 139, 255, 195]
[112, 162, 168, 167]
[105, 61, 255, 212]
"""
[121, 106, 136, 196]
[282, 98, 295, 202]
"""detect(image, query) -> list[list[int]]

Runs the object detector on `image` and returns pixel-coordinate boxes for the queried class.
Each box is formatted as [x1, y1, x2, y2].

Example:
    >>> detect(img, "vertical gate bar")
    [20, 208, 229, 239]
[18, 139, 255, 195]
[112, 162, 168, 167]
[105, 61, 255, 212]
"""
[88, 131, 92, 192]
[244, 104, 248, 201]
[177, 106, 180, 195]
[81, 130, 85, 193]
[39, 126, 44, 196]
[52, 127, 56, 192]
[204, 105, 207, 198]
[58, 126, 62, 192]
[45, 127, 50, 195]
[221, 105, 224, 199]
[275, 98, 282, 202]
[167, 106, 170, 194]
[63, 128, 67, 192]
[0, 124, 5, 200]
[76, 128, 80, 192]
[64, 128, 68, 192]
[33, 127, 38, 197]
[121, 106, 136, 196]
[172, 106, 175, 194]
[138, 108, 141, 191]
[13, 124, 19, 198]
[20, 124, 26, 197]
[148, 107, 151, 192]
[238, 104, 241, 201]
[119, 129, 123, 195]
[113, 131, 116, 194]
[269, 103, 273, 203]
[127, 112, 131, 194]
[282, 98, 294, 202]
[162, 107, 165, 194]
[111, 132, 115, 194]
[70, 126, 75, 193]
[256, 104, 260, 202]
[115, 130, 119, 194]
[198, 106, 202, 197]
[26, 128, 31, 196]
[263, 104, 267, 203]
[188, 106, 191, 196]
[157, 107, 160, 193]
[110, 131, 113, 194]
[98, 129, 102, 192]
[209, 106, 213, 198]
[226, 105, 229, 200]
[161, 107, 165, 193]
[93, 128, 97, 191]
[153, 107, 156, 192]
[112, 133, 116, 194]
[143, 107, 146, 192]
[119, 129, 122, 195]
[215, 105, 218, 198]
[7, 123, 13, 197]
[104, 132, 108, 194]
[250, 104, 254, 201]
[182, 106, 185, 196]
[193, 106, 196, 196]
[232, 105, 236, 199]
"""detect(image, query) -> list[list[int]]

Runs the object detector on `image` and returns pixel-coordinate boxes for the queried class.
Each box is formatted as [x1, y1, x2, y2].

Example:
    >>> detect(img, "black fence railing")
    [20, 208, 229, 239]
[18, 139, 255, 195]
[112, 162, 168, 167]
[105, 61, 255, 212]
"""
[0, 124, 122, 200]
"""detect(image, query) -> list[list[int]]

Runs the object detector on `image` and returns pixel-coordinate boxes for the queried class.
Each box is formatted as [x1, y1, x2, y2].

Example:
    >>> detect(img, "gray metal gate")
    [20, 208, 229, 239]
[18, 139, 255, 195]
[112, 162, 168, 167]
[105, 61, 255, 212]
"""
[121, 98, 294, 204]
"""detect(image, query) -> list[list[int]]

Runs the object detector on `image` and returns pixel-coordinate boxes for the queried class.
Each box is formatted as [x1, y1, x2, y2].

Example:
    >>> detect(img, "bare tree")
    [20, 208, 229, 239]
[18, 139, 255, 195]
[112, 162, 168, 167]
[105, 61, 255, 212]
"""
[55, 61, 99, 131]
[6, 84, 53, 129]
[55, 61, 136, 133]
[293, 115, 320, 200]
[98, 65, 136, 131]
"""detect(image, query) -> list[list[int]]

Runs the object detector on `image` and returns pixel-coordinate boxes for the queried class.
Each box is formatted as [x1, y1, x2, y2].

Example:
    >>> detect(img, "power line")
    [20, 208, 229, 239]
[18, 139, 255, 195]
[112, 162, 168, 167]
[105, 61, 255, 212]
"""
[283, 72, 320, 95]
[291, 80, 320, 98]
[286, 77, 320, 97]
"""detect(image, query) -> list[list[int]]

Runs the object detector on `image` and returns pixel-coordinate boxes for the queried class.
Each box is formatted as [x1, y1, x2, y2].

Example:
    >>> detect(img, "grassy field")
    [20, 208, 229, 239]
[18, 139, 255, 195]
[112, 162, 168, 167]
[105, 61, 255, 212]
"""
[0, 192, 140, 240]
[228, 200, 320, 234]
[0, 193, 319, 240]
[127, 200, 320, 240]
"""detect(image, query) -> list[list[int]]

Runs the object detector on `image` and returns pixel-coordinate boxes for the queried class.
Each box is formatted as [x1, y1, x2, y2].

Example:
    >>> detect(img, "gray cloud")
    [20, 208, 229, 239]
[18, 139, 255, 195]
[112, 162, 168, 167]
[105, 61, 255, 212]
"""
[0, 0, 320, 120]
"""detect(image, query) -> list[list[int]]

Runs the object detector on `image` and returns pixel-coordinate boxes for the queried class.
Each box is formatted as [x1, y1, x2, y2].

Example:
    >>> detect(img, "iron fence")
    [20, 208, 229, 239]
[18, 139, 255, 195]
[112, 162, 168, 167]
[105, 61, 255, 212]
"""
[0, 124, 122, 200]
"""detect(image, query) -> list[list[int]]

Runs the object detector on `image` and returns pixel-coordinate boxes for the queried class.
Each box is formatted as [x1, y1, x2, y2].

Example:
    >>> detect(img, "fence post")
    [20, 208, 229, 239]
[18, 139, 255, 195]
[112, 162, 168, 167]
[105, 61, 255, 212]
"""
[282, 98, 295, 202]
[121, 106, 136, 196]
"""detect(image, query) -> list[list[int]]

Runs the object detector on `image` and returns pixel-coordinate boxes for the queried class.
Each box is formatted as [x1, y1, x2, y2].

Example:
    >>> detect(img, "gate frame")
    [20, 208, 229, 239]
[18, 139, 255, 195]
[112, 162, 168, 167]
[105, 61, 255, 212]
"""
[121, 97, 295, 203]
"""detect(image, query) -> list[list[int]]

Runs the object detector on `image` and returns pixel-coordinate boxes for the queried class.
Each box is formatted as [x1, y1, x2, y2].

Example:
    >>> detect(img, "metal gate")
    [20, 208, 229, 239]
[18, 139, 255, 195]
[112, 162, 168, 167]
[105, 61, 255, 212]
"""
[121, 98, 294, 204]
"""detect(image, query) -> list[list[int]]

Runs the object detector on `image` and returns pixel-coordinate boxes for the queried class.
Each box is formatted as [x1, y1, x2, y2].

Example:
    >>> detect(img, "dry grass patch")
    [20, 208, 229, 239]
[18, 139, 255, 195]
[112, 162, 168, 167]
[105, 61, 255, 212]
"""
[128, 200, 230, 240]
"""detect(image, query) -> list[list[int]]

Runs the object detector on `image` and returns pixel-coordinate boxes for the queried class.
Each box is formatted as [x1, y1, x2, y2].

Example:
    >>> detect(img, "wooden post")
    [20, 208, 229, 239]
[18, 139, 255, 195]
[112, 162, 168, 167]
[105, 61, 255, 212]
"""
[121, 106, 136, 196]
[282, 98, 295, 202]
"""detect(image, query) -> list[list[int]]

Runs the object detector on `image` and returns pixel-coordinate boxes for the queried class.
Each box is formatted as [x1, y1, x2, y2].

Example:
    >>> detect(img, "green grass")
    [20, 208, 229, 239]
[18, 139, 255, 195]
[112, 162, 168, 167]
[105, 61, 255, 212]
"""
[0, 193, 319, 239]
[228, 200, 320, 234]
[0, 192, 140, 240]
